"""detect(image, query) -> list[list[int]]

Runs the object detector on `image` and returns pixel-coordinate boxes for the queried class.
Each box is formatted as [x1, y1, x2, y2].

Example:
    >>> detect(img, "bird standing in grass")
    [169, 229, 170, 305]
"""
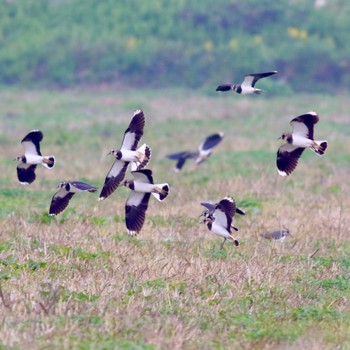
[99, 109, 151, 200]
[200, 200, 245, 231]
[200, 197, 240, 249]
[277, 111, 328, 176]
[49, 181, 98, 215]
[216, 71, 277, 95]
[15, 130, 55, 185]
[166, 132, 224, 172]
[123, 169, 169, 236]
[260, 228, 291, 242]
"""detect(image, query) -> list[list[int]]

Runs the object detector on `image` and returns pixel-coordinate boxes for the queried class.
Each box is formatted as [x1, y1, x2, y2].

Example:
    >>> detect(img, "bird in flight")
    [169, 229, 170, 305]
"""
[277, 111, 328, 176]
[15, 130, 55, 185]
[123, 169, 169, 236]
[166, 132, 224, 172]
[200, 196, 241, 249]
[216, 71, 277, 95]
[49, 181, 98, 215]
[99, 109, 151, 200]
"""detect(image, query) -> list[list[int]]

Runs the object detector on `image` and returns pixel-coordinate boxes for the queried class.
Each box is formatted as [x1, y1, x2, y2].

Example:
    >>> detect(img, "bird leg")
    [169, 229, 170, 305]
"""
[220, 238, 226, 250]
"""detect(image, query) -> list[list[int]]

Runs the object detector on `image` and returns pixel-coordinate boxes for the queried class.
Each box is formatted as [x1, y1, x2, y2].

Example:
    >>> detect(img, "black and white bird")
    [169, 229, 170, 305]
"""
[200, 197, 240, 249]
[277, 111, 328, 176]
[216, 71, 277, 95]
[260, 228, 291, 242]
[166, 132, 224, 172]
[98, 110, 151, 200]
[49, 181, 98, 215]
[200, 200, 245, 231]
[123, 169, 169, 236]
[15, 130, 55, 185]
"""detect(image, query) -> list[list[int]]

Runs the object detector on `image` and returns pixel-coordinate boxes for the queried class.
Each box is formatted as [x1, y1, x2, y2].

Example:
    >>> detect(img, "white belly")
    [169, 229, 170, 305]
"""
[121, 149, 139, 162]
[133, 182, 155, 193]
[25, 154, 44, 165]
[292, 134, 313, 148]
[211, 221, 230, 238]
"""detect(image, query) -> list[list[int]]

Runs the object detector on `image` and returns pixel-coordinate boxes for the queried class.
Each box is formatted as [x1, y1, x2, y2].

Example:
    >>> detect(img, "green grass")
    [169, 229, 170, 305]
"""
[0, 88, 350, 349]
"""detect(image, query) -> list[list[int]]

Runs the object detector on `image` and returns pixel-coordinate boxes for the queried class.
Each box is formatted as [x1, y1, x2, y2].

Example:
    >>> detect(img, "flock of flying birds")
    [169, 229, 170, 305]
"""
[14, 71, 328, 246]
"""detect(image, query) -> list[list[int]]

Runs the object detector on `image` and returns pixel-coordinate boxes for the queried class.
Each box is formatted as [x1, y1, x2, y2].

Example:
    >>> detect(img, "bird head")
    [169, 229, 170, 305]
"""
[58, 181, 70, 191]
[14, 156, 24, 162]
[107, 149, 122, 159]
[123, 180, 134, 190]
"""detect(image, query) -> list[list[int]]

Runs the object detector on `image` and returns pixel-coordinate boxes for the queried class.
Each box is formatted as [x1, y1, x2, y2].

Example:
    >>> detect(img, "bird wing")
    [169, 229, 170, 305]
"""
[198, 132, 224, 153]
[243, 71, 277, 88]
[131, 169, 153, 184]
[216, 84, 234, 92]
[214, 197, 236, 230]
[291, 111, 319, 139]
[120, 109, 145, 151]
[166, 151, 196, 171]
[200, 201, 216, 212]
[69, 181, 98, 192]
[277, 143, 305, 176]
[49, 187, 75, 215]
[99, 160, 128, 200]
[21, 130, 43, 156]
[125, 191, 151, 235]
[17, 163, 37, 184]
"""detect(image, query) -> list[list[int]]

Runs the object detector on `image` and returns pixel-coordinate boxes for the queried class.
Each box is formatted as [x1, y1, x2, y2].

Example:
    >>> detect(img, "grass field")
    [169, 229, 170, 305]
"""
[0, 87, 350, 349]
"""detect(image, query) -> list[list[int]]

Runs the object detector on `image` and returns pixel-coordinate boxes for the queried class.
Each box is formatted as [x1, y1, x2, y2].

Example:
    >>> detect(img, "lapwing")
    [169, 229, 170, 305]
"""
[98, 109, 151, 200]
[277, 111, 328, 176]
[49, 181, 98, 215]
[216, 71, 277, 95]
[200, 200, 245, 231]
[123, 169, 169, 236]
[166, 132, 224, 172]
[15, 130, 55, 185]
[200, 197, 240, 249]
[260, 228, 291, 242]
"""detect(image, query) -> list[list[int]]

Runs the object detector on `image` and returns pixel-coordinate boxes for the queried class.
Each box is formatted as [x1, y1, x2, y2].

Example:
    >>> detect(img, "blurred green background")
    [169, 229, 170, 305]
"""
[0, 0, 349, 93]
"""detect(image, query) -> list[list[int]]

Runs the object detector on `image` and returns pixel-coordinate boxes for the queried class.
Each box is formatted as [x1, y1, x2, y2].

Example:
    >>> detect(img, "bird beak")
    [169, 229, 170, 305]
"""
[277, 136, 282, 140]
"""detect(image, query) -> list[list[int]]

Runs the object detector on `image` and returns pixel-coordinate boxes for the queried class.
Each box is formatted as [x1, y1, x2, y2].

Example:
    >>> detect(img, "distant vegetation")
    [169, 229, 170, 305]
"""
[0, 0, 349, 92]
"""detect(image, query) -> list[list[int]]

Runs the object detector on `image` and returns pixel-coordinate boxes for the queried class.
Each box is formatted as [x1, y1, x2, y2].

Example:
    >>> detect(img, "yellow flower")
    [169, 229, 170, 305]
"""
[203, 40, 213, 51]
[229, 38, 238, 49]
[288, 27, 299, 38]
[254, 35, 263, 44]
[125, 37, 137, 49]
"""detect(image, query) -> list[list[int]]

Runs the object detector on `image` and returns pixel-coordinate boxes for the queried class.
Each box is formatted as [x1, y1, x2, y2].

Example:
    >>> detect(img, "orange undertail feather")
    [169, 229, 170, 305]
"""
[312, 140, 328, 155]
[228, 235, 239, 246]
[42, 155, 56, 169]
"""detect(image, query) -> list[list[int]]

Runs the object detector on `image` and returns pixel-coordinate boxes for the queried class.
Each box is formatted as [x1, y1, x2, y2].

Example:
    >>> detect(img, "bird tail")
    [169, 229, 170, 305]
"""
[311, 140, 328, 156]
[152, 183, 170, 202]
[131, 144, 152, 171]
[42, 155, 55, 169]
[228, 235, 240, 246]
[254, 89, 262, 94]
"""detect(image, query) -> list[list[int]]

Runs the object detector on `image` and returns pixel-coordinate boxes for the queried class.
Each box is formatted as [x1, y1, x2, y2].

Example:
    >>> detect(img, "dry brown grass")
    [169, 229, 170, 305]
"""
[0, 88, 350, 349]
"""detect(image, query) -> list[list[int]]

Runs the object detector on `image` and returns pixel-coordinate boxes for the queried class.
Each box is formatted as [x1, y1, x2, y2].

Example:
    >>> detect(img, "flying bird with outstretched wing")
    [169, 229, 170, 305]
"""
[15, 130, 55, 185]
[98, 109, 151, 200]
[123, 169, 169, 236]
[166, 132, 224, 172]
[277, 111, 328, 176]
[49, 181, 98, 215]
[216, 71, 277, 95]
